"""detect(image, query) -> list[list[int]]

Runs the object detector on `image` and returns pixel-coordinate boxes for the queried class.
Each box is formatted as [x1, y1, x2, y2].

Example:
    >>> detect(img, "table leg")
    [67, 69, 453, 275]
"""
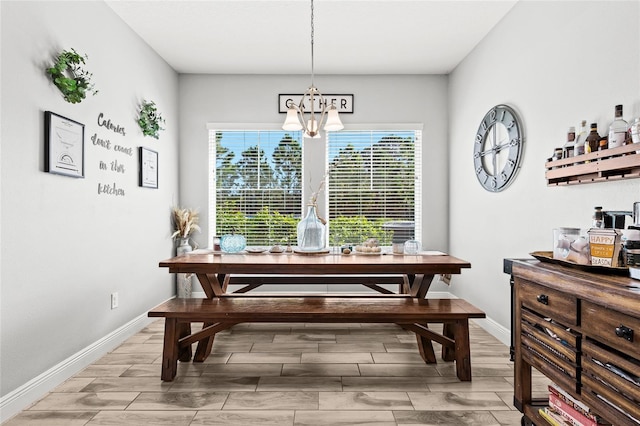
[405, 274, 438, 363]
[193, 273, 225, 361]
[409, 274, 435, 298]
[161, 318, 178, 381]
[195, 273, 225, 298]
[415, 323, 437, 364]
[193, 321, 215, 362]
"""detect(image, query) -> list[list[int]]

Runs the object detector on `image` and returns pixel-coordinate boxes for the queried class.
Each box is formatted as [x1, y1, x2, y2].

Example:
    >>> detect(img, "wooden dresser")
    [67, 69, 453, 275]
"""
[512, 259, 640, 426]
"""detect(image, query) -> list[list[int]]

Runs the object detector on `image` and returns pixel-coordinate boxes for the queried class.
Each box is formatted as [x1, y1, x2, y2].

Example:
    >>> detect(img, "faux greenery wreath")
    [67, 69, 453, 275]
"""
[46, 48, 98, 104]
[138, 100, 165, 139]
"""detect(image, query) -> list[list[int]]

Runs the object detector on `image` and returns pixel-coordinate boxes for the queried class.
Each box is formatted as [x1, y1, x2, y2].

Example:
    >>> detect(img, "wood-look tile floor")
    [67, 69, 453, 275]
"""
[5, 320, 551, 425]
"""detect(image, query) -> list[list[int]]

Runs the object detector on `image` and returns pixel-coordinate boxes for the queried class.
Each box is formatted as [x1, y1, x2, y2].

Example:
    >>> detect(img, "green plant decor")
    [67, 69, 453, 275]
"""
[46, 48, 98, 104]
[138, 100, 165, 139]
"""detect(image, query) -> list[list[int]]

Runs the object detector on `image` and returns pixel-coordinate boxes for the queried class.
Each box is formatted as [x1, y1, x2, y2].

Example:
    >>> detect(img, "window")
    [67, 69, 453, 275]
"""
[209, 130, 303, 245]
[209, 127, 422, 248]
[327, 130, 422, 247]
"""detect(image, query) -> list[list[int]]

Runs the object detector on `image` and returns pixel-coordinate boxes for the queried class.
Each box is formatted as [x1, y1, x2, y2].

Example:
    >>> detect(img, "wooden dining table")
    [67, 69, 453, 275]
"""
[158, 250, 472, 366]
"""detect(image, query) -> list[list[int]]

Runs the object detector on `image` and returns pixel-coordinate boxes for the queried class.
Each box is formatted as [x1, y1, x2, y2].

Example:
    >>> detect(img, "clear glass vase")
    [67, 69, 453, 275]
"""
[176, 238, 192, 255]
[297, 204, 326, 251]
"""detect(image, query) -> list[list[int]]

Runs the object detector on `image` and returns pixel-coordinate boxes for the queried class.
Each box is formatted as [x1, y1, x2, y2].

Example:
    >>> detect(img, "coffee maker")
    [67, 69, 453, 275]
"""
[632, 201, 640, 230]
[603, 209, 633, 229]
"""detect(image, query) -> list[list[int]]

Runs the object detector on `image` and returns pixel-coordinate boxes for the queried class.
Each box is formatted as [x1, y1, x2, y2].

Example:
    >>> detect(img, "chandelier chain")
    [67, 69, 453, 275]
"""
[310, 0, 315, 85]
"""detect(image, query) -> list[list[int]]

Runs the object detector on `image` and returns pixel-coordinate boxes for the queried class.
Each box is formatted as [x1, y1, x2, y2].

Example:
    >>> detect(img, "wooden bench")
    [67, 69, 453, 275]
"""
[148, 296, 486, 382]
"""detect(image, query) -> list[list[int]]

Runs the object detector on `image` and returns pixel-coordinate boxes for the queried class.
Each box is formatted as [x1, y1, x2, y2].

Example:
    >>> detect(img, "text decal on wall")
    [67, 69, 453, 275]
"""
[92, 112, 130, 197]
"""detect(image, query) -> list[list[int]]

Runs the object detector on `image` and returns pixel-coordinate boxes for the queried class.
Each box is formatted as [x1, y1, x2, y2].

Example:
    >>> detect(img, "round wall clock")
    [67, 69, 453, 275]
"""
[473, 104, 524, 192]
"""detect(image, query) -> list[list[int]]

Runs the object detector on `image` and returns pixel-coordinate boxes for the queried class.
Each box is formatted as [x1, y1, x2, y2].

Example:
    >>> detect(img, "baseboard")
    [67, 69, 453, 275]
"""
[0, 311, 157, 423]
[471, 316, 511, 347]
[192, 290, 455, 298]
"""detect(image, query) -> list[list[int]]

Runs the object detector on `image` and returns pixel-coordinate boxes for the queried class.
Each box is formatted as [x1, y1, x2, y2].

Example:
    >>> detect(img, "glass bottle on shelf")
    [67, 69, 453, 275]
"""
[599, 136, 608, 151]
[608, 104, 628, 149]
[562, 126, 576, 158]
[584, 122, 600, 162]
[593, 206, 604, 229]
[574, 120, 587, 156]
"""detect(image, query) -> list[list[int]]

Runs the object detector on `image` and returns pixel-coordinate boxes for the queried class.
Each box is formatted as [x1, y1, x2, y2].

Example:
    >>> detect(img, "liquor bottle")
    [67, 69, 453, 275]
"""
[593, 206, 604, 229]
[584, 122, 600, 162]
[608, 104, 628, 149]
[574, 120, 587, 156]
[599, 136, 608, 151]
[562, 126, 576, 158]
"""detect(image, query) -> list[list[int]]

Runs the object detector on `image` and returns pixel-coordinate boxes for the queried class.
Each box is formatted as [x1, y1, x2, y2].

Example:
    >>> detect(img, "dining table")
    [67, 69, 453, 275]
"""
[158, 249, 472, 365]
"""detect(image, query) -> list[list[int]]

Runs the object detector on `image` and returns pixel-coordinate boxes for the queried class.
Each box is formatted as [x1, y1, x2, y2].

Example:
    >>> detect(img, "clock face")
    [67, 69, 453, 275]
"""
[473, 105, 524, 192]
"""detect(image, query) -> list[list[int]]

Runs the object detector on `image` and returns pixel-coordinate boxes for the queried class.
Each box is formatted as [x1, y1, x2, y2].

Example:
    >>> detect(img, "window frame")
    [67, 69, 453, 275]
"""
[208, 123, 423, 249]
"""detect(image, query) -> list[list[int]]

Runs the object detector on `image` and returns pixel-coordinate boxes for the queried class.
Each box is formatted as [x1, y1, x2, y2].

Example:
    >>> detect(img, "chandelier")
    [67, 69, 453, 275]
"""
[282, 0, 344, 138]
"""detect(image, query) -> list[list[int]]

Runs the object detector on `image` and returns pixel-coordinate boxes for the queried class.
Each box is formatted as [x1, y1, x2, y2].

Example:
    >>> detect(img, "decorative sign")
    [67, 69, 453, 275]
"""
[44, 111, 85, 178]
[139, 146, 158, 189]
[279, 94, 354, 114]
[90, 112, 132, 197]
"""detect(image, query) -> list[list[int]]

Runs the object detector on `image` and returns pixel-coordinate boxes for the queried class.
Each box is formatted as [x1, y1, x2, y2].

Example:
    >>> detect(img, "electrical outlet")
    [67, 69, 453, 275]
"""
[440, 274, 452, 285]
[111, 292, 119, 309]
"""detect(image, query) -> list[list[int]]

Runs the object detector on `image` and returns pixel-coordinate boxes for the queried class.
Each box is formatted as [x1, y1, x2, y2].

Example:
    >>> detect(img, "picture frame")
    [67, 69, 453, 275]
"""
[44, 111, 85, 178]
[139, 146, 158, 188]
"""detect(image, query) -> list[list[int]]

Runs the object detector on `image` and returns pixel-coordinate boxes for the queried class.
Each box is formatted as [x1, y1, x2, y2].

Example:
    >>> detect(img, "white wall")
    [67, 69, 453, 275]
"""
[448, 0, 640, 330]
[178, 74, 452, 292]
[0, 1, 179, 399]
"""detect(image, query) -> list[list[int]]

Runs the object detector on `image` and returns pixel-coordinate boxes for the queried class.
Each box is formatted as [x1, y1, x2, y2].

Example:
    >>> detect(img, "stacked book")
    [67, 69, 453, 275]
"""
[538, 383, 611, 426]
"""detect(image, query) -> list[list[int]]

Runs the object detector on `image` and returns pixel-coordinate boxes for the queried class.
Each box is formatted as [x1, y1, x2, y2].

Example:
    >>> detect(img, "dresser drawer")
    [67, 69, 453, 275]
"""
[582, 339, 640, 424]
[581, 300, 640, 359]
[519, 280, 578, 326]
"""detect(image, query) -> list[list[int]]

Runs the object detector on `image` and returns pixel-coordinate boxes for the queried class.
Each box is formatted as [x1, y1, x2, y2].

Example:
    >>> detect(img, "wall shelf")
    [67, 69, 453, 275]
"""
[545, 143, 640, 186]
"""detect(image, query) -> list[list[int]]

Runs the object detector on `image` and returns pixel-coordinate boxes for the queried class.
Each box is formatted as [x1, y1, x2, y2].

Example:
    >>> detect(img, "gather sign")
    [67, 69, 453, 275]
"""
[278, 94, 354, 114]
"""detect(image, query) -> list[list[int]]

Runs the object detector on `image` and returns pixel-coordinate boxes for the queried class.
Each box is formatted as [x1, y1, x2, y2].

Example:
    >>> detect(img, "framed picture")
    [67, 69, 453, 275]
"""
[139, 146, 158, 188]
[45, 111, 85, 178]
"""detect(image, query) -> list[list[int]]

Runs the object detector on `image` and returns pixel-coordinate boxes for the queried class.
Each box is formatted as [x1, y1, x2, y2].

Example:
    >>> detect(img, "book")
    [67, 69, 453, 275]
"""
[539, 407, 572, 426]
[549, 392, 609, 426]
[548, 383, 608, 424]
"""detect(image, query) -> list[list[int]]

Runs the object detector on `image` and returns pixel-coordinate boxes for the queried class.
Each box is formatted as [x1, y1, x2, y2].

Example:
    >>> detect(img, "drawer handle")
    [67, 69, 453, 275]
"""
[536, 294, 549, 305]
[615, 325, 634, 342]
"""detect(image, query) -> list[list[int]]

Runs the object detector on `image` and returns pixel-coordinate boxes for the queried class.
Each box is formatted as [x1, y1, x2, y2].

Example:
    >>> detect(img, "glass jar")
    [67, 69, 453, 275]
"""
[220, 233, 246, 253]
[630, 117, 640, 144]
[404, 240, 421, 255]
[297, 204, 326, 251]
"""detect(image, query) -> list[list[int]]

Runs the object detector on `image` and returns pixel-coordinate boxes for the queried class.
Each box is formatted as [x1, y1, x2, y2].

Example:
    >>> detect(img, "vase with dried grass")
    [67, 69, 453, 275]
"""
[171, 206, 200, 298]
[171, 206, 200, 254]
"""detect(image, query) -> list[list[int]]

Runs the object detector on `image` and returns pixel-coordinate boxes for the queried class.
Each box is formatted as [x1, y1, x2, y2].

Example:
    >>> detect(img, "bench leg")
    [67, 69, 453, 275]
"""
[161, 318, 179, 382]
[415, 323, 437, 364]
[453, 319, 472, 381]
[441, 323, 455, 362]
[193, 321, 215, 362]
[177, 322, 192, 362]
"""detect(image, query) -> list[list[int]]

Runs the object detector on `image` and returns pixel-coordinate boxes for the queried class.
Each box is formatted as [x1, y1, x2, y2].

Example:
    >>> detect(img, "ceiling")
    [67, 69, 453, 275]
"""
[105, 0, 518, 75]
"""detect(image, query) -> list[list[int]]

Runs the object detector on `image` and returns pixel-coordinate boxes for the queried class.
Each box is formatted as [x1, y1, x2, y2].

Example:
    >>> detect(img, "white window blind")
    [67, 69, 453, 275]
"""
[209, 130, 303, 246]
[326, 130, 422, 246]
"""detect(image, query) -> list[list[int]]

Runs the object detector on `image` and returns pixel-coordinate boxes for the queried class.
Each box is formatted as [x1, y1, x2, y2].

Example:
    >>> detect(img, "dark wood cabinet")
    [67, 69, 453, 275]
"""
[512, 259, 640, 426]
